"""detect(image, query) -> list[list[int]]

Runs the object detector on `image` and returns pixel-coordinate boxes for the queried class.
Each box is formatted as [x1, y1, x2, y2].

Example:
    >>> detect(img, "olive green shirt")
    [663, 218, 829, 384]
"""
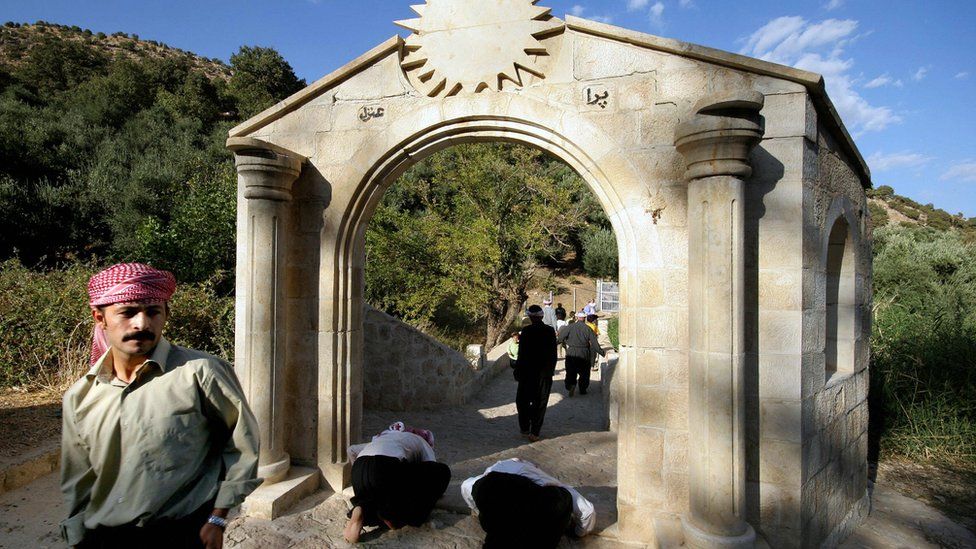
[60, 338, 261, 546]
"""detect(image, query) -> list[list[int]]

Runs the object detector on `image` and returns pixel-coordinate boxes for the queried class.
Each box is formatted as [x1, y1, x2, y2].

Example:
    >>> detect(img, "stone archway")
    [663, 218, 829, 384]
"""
[227, 3, 873, 547]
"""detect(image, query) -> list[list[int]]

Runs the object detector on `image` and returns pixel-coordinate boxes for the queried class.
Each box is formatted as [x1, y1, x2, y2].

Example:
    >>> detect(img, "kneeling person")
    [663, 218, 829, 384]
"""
[461, 458, 596, 549]
[344, 422, 451, 543]
[60, 263, 261, 548]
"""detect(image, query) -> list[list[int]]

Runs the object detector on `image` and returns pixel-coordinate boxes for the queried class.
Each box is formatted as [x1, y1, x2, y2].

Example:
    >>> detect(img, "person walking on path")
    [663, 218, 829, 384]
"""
[554, 302, 567, 323]
[60, 263, 261, 549]
[343, 422, 451, 543]
[541, 299, 557, 330]
[461, 458, 596, 548]
[514, 304, 558, 442]
[583, 299, 597, 316]
[585, 314, 601, 371]
[557, 312, 605, 396]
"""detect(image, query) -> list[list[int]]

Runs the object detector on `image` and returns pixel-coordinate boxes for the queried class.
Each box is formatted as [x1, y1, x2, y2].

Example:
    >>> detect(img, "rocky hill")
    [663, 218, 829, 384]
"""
[868, 185, 976, 238]
[0, 20, 231, 81]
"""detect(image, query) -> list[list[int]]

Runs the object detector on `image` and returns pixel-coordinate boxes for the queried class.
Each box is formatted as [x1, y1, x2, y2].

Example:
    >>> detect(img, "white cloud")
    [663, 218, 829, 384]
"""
[941, 161, 976, 182]
[627, 0, 649, 11]
[739, 16, 900, 134]
[867, 151, 934, 172]
[568, 4, 612, 23]
[824, 0, 844, 10]
[649, 1, 665, 26]
[955, 71, 969, 79]
[912, 66, 929, 81]
[864, 73, 903, 89]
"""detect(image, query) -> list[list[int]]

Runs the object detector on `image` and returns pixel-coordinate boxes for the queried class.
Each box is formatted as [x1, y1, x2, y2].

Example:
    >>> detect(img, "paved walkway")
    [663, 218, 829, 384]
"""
[227, 356, 620, 548]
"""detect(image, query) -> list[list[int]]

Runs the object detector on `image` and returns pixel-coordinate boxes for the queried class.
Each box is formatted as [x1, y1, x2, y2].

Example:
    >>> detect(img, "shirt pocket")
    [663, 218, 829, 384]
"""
[143, 413, 209, 478]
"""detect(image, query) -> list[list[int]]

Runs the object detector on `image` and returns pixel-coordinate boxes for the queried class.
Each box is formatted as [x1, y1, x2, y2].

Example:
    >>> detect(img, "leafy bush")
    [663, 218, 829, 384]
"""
[0, 260, 235, 390]
[868, 201, 889, 228]
[871, 226, 976, 464]
[607, 316, 619, 351]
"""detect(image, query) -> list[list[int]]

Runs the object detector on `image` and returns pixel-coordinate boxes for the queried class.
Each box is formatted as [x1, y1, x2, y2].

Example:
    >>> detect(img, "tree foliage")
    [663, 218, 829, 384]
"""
[366, 143, 595, 347]
[228, 46, 305, 118]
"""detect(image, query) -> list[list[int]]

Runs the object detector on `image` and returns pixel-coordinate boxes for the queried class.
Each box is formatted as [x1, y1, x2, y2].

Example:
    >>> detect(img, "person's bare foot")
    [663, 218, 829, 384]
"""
[344, 506, 364, 543]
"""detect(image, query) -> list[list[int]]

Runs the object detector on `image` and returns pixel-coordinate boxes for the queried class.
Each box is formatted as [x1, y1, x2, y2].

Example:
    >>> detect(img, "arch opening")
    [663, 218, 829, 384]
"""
[825, 216, 856, 382]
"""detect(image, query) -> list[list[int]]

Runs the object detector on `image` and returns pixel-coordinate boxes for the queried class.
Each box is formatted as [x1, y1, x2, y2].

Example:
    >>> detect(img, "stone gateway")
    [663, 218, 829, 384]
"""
[228, 1, 872, 547]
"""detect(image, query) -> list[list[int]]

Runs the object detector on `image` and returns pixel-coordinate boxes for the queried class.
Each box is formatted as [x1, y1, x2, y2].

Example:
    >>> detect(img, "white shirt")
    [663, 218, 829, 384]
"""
[460, 458, 596, 537]
[347, 430, 436, 463]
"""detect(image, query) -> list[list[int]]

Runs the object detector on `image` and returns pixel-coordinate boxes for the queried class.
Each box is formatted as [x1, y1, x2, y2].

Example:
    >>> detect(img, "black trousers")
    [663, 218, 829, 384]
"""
[515, 372, 553, 436]
[77, 500, 213, 549]
[472, 472, 573, 549]
[350, 455, 451, 528]
[564, 355, 591, 392]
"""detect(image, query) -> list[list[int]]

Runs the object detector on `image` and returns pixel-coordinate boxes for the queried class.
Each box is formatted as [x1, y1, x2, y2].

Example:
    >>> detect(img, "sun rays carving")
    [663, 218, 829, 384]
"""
[395, 0, 563, 97]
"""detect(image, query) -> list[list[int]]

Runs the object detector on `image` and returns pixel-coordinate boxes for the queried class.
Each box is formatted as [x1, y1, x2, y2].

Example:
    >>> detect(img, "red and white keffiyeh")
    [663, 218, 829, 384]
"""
[386, 421, 436, 448]
[88, 263, 176, 364]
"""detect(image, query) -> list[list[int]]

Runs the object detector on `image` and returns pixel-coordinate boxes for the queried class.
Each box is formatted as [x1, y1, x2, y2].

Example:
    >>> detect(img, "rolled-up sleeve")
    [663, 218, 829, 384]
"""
[201, 360, 262, 509]
[59, 385, 95, 546]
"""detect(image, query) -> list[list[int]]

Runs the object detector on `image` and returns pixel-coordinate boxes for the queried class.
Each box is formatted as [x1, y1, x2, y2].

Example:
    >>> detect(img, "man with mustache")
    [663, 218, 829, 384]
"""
[59, 263, 261, 549]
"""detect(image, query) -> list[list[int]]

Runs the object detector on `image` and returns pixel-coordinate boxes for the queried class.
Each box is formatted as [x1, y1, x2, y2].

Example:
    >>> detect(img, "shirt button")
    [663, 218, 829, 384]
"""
[117, 497, 125, 503]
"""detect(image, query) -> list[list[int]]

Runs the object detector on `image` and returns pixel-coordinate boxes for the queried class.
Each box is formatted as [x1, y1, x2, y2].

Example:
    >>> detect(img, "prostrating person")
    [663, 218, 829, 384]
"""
[461, 458, 596, 549]
[514, 305, 558, 442]
[343, 422, 451, 543]
[61, 263, 261, 549]
[557, 312, 605, 396]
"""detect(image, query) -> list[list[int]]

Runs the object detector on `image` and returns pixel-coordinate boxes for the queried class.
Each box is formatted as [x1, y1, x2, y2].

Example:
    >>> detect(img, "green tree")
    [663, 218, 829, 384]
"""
[582, 228, 618, 279]
[366, 143, 592, 348]
[228, 46, 305, 118]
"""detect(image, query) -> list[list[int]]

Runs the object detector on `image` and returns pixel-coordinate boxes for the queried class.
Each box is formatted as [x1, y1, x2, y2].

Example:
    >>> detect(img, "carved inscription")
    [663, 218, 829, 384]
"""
[358, 105, 386, 122]
[584, 86, 610, 109]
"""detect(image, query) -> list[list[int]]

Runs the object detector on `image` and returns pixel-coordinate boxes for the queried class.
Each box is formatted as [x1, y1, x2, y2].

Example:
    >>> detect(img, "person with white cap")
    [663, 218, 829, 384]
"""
[541, 298, 557, 329]
[513, 304, 558, 441]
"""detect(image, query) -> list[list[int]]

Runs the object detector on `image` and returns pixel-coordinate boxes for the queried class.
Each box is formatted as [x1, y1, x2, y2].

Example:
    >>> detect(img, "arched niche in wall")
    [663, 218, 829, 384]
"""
[825, 215, 856, 382]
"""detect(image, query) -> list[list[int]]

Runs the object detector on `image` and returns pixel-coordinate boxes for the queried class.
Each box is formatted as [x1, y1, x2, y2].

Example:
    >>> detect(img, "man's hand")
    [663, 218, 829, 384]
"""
[200, 508, 228, 549]
[200, 523, 224, 549]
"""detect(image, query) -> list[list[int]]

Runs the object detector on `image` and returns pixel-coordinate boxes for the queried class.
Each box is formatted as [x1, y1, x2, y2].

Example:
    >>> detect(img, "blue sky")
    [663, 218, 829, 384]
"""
[5, 0, 975, 216]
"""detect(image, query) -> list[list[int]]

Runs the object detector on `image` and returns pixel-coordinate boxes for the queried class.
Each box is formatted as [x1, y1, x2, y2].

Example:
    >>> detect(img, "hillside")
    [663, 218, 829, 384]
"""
[868, 185, 976, 238]
[0, 21, 230, 81]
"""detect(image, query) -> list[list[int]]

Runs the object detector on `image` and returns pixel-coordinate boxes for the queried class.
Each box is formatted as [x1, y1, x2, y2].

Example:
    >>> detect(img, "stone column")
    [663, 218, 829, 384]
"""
[674, 92, 765, 548]
[228, 137, 305, 485]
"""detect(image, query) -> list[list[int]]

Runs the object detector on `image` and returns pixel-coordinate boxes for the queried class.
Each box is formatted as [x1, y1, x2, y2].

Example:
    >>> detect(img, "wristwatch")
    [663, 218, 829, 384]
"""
[207, 515, 229, 529]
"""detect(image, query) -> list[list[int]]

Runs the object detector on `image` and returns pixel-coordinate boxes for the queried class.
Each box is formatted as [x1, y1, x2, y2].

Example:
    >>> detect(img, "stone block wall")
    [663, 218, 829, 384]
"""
[361, 305, 496, 410]
[799, 125, 872, 546]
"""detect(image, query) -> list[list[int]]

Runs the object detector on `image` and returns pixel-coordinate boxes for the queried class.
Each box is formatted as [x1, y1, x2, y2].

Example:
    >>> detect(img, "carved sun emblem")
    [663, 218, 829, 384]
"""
[396, 0, 562, 97]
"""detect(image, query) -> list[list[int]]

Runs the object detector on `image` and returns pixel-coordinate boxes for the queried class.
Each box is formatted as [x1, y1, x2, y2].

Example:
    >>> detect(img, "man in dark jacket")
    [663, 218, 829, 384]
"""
[514, 305, 558, 442]
[557, 312, 605, 396]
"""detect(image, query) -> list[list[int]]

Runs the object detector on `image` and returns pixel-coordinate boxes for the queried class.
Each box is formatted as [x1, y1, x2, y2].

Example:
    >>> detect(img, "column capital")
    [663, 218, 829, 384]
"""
[227, 137, 306, 201]
[674, 90, 765, 181]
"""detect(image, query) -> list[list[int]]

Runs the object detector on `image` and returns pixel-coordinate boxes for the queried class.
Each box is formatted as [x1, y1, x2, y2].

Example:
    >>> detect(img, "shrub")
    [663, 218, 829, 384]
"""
[868, 201, 889, 229]
[871, 226, 976, 464]
[0, 260, 235, 391]
[607, 316, 619, 350]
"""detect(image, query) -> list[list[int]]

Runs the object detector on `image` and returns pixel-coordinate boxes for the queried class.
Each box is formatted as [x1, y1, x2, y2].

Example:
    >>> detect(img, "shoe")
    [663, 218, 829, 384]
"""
[527, 434, 540, 442]
[520, 431, 530, 439]
[568, 387, 576, 397]
[580, 389, 588, 395]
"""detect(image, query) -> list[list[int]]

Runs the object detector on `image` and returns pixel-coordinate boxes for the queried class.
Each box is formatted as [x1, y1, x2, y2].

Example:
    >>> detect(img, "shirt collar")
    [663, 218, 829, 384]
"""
[86, 337, 174, 381]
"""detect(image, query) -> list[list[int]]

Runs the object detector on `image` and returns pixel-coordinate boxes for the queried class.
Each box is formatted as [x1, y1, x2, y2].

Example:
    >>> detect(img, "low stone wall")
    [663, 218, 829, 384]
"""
[362, 306, 509, 410]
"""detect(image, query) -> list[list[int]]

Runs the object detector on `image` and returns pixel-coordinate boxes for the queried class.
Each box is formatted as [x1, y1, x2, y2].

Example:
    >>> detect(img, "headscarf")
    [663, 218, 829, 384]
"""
[385, 421, 435, 448]
[527, 305, 545, 318]
[87, 263, 176, 365]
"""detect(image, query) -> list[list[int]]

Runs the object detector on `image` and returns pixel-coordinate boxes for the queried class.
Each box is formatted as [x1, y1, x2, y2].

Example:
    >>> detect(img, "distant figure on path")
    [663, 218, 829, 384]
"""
[461, 458, 596, 549]
[557, 312, 605, 396]
[586, 314, 601, 371]
[514, 304, 558, 442]
[541, 298, 557, 329]
[583, 299, 597, 316]
[554, 302, 567, 322]
[343, 422, 451, 543]
[60, 263, 261, 549]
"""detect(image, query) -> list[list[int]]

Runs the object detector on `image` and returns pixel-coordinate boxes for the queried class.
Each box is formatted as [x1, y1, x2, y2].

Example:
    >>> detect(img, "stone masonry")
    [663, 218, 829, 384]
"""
[228, 2, 873, 546]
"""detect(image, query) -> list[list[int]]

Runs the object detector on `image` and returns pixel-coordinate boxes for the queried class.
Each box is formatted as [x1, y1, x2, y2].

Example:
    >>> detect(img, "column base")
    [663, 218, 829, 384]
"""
[682, 516, 756, 549]
[241, 466, 322, 520]
[258, 454, 291, 485]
